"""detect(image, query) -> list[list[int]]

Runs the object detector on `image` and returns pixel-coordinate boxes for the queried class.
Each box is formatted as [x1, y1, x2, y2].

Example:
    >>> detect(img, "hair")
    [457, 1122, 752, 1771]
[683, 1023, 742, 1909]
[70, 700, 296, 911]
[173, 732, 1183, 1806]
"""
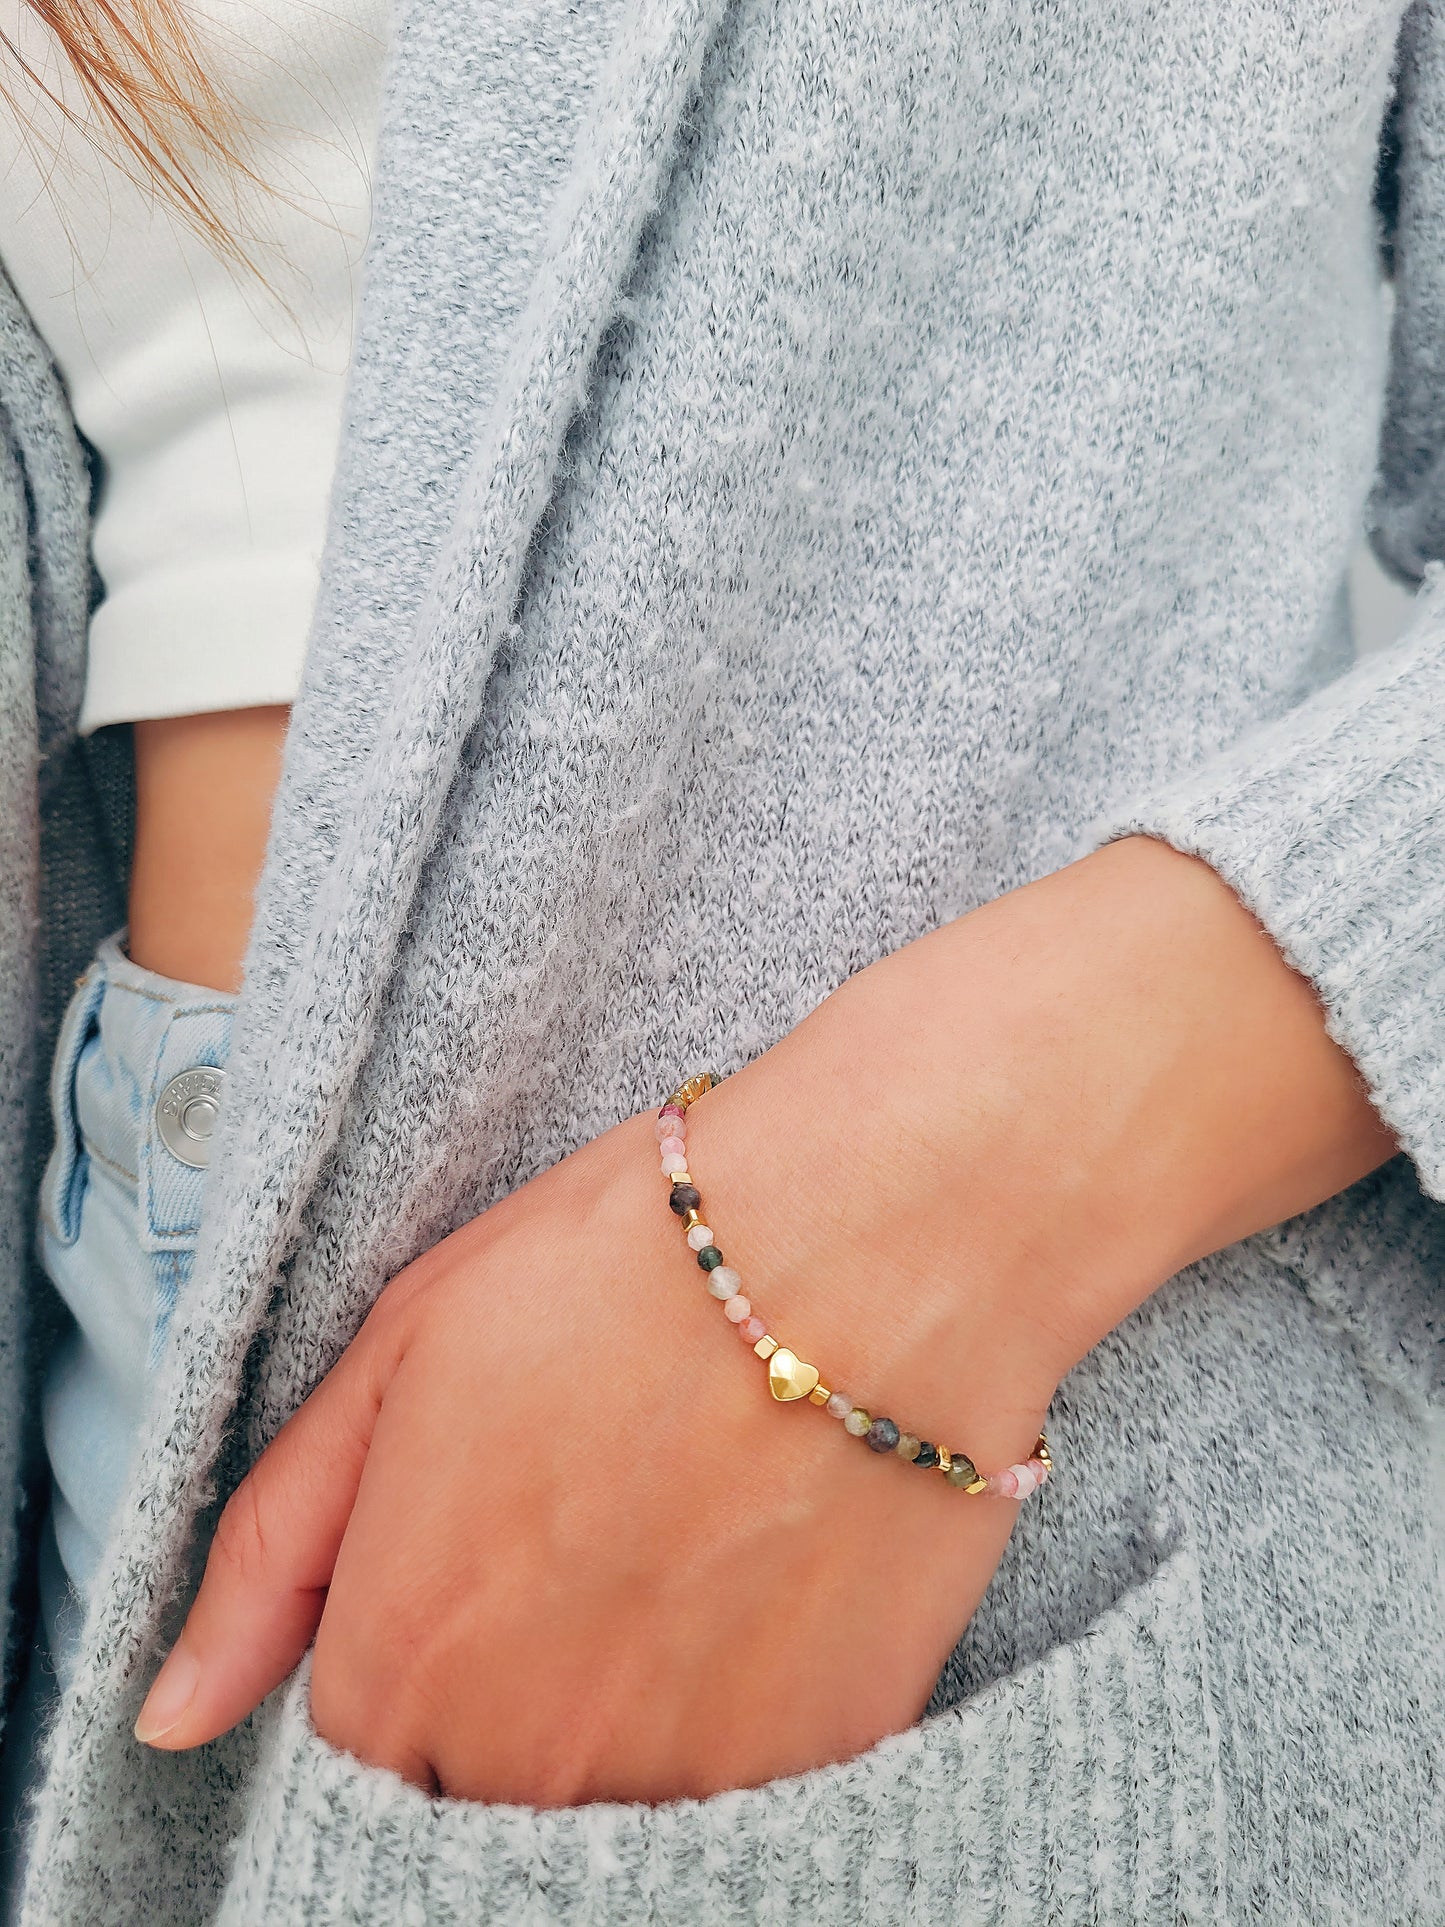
[2, 1, 258, 265]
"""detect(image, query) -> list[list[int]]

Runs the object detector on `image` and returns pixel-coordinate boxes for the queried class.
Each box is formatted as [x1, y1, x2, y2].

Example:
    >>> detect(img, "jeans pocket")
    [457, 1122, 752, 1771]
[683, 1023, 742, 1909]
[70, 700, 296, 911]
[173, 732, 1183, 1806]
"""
[36, 965, 109, 1249]
[218, 1533, 1227, 1926]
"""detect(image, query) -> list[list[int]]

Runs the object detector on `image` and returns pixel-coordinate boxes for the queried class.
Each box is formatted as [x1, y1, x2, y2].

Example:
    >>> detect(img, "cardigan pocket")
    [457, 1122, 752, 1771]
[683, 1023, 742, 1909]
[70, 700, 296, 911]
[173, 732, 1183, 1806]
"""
[217, 1534, 1229, 1927]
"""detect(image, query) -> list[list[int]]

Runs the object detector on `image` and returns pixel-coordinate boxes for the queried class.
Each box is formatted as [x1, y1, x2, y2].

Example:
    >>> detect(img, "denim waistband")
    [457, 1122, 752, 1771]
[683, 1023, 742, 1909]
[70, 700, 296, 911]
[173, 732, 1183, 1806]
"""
[40, 929, 240, 1257]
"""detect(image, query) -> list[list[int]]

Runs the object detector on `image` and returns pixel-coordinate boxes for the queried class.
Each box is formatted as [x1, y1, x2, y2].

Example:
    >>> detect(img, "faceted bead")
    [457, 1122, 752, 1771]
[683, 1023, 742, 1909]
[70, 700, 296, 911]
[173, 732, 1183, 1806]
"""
[913, 1442, 939, 1469]
[696, 1245, 724, 1270]
[943, 1454, 978, 1488]
[659, 1135, 687, 1158]
[723, 1294, 752, 1322]
[686, 1223, 715, 1250]
[894, 1432, 922, 1461]
[990, 1469, 1020, 1498]
[707, 1266, 742, 1299]
[825, 1392, 852, 1420]
[866, 1418, 900, 1454]
[739, 1315, 767, 1343]
[843, 1408, 871, 1438]
[1012, 1465, 1039, 1498]
[1027, 1458, 1050, 1485]
[661, 1151, 689, 1176]
[655, 1112, 685, 1139]
[669, 1184, 701, 1215]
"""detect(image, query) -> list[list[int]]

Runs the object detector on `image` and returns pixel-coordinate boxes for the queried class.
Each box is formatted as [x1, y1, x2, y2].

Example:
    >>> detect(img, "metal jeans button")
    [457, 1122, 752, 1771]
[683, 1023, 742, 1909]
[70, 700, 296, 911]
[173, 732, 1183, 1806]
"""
[155, 1066, 227, 1169]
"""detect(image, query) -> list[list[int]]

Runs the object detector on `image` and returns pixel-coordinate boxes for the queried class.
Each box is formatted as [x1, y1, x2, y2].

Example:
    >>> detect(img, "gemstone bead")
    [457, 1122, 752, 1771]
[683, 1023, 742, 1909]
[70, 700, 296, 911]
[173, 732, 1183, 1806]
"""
[686, 1223, 715, 1251]
[1027, 1458, 1050, 1485]
[723, 1294, 752, 1322]
[895, 1432, 921, 1461]
[1011, 1465, 1039, 1498]
[669, 1184, 701, 1216]
[990, 1469, 1020, 1498]
[656, 1110, 685, 1137]
[659, 1135, 687, 1158]
[696, 1245, 724, 1270]
[707, 1266, 742, 1299]
[739, 1315, 767, 1342]
[843, 1408, 871, 1438]
[825, 1392, 852, 1420]
[866, 1417, 900, 1454]
[661, 1151, 689, 1176]
[943, 1454, 978, 1488]
[913, 1442, 939, 1469]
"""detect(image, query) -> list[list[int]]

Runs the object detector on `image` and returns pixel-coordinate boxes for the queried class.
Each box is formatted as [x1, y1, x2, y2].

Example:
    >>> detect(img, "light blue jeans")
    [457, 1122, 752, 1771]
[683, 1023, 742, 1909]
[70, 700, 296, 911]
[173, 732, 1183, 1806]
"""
[0, 930, 236, 1915]
[35, 927, 238, 1673]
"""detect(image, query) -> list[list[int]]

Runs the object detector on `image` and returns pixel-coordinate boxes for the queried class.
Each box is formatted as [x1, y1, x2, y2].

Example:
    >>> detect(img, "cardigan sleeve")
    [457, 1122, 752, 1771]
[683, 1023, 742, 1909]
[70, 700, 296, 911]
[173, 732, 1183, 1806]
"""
[1090, 0, 1445, 1203]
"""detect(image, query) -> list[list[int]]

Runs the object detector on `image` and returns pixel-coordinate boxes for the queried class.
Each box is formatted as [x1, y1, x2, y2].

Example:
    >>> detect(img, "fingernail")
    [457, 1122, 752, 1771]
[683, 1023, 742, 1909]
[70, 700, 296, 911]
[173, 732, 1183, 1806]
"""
[134, 1639, 200, 1745]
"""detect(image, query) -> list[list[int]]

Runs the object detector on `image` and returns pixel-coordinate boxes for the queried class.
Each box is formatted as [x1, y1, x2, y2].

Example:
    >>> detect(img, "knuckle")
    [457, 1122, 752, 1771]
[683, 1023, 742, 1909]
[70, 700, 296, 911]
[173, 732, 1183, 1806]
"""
[365, 1246, 445, 1347]
[209, 1475, 272, 1590]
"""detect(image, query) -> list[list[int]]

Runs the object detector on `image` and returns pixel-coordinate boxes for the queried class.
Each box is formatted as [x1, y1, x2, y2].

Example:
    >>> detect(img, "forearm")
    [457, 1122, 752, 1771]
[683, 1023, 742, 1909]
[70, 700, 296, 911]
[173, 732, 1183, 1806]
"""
[693, 834, 1396, 1428]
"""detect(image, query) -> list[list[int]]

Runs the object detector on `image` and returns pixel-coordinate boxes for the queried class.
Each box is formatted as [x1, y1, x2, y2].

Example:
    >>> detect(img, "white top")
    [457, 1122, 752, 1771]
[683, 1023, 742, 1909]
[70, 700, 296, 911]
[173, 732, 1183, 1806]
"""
[0, 0, 387, 733]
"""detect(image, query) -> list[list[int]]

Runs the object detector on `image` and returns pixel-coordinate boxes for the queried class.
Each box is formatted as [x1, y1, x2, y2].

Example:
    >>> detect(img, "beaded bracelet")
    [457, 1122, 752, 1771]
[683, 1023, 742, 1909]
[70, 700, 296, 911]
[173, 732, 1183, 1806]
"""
[657, 1072, 1052, 1499]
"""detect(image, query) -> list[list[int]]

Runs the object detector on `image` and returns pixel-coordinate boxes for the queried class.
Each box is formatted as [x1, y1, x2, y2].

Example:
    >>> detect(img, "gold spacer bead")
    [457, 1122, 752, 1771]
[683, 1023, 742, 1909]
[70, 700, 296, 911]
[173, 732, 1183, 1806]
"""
[808, 1383, 831, 1406]
[753, 1335, 779, 1360]
[935, 1445, 952, 1475]
[964, 1476, 989, 1495]
[674, 1072, 716, 1108]
[682, 1208, 702, 1228]
[668, 1171, 692, 1188]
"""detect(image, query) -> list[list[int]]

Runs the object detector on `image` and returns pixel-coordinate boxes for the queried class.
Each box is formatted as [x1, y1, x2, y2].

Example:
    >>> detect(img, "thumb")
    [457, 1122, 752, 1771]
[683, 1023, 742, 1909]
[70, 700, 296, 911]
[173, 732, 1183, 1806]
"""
[134, 1290, 413, 1750]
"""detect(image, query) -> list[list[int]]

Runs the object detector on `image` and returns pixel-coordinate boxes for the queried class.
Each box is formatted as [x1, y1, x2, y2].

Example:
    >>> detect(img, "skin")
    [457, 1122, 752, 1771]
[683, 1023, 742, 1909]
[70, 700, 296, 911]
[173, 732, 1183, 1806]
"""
[128, 707, 292, 993]
[126, 719, 1397, 1801]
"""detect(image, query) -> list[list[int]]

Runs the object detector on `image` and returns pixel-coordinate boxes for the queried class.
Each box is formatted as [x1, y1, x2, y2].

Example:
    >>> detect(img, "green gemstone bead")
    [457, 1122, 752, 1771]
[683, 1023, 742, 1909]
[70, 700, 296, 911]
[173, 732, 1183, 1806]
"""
[895, 1433, 922, 1461]
[696, 1245, 724, 1270]
[943, 1454, 978, 1488]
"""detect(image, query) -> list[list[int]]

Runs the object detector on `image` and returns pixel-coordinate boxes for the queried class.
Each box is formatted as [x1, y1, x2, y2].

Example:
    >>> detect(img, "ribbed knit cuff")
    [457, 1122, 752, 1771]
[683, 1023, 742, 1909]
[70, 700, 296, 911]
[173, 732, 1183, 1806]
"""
[1090, 559, 1445, 1201]
[218, 1538, 1226, 1925]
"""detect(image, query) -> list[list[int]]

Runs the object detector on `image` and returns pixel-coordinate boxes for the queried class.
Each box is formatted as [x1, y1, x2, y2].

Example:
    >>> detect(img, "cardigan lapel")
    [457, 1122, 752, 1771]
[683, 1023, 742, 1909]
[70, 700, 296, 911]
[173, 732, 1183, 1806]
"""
[21, 0, 737, 1899]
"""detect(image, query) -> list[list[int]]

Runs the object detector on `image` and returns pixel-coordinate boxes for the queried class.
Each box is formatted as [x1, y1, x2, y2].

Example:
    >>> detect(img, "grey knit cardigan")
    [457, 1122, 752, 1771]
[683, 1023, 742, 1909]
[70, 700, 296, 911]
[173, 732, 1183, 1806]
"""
[1, 0, 1442, 1919]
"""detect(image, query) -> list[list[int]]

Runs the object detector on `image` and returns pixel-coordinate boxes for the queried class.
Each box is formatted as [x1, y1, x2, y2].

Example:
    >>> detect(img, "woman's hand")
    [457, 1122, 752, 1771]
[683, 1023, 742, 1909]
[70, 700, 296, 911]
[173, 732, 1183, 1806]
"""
[129, 1024, 1057, 1801]
[133, 837, 1395, 1800]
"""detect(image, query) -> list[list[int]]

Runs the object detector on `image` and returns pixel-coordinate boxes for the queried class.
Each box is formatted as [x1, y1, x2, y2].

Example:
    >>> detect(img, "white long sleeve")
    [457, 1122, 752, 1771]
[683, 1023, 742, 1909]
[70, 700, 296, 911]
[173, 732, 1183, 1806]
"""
[0, 0, 386, 731]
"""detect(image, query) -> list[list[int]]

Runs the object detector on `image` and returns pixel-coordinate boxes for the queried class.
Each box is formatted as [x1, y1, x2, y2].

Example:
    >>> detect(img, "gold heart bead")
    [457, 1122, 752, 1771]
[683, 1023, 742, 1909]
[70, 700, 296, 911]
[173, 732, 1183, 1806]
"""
[767, 1347, 820, 1402]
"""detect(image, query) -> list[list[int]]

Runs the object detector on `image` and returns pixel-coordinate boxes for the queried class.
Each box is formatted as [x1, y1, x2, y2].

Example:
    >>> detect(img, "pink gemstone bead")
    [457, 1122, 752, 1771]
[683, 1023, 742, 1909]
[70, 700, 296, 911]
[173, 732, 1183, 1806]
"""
[723, 1295, 752, 1323]
[660, 1151, 688, 1175]
[825, 1391, 852, 1420]
[1026, 1458, 1050, 1485]
[659, 1135, 687, 1159]
[686, 1224, 715, 1250]
[739, 1315, 767, 1342]
[655, 1111, 685, 1140]
[1011, 1465, 1038, 1499]
[990, 1469, 1020, 1499]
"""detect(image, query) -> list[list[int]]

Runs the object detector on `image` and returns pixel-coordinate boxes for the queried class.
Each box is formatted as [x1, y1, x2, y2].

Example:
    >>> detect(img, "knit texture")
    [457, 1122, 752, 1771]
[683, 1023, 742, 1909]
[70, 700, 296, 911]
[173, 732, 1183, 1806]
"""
[0, 264, 93, 1719]
[2, 0, 1444, 1919]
